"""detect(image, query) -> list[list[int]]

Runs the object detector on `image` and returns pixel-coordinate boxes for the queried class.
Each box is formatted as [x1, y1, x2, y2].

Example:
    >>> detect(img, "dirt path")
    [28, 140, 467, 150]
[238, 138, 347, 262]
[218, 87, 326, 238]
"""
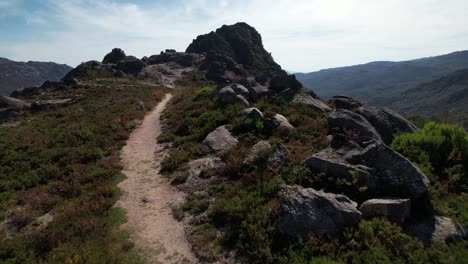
[116, 93, 197, 263]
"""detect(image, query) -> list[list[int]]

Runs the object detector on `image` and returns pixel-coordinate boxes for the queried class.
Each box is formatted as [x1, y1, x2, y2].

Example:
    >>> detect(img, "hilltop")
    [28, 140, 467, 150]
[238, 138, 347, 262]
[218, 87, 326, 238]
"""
[0, 58, 72, 96]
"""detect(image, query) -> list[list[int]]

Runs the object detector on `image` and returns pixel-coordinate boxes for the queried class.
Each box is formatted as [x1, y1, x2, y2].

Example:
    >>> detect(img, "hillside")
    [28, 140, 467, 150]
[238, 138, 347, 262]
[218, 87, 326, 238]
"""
[388, 69, 468, 127]
[0, 58, 72, 96]
[296, 51, 468, 105]
[0, 23, 467, 264]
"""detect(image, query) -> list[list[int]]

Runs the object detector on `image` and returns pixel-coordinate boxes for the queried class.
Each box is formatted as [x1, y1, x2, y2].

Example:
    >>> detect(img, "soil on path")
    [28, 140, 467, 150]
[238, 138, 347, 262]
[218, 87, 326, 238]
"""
[116, 93, 197, 263]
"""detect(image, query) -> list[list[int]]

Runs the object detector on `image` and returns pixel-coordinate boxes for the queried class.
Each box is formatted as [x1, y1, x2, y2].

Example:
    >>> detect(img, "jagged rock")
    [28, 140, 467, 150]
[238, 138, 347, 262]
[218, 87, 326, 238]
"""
[329, 96, 363, 110]
[0, 96, 30, 110]
[203, 126, 238, 152]
[303, 134, 430, 199]
[406, 216, 467, 245]
[102, 48, 126, 64]
[359, 198, 411, 224]
[292, 93, 331, 113]
[141, 56, 149, 63]
[186, 22, 284, 76]
[215, 84, 250, 106]
[241, 107, 264, 123]
[274, 114, 294, 129]
[278, 185, 361, 237]
[355, 106, 418, 144]
[115, 58, 146, 75]
[329, 109, 382, 141]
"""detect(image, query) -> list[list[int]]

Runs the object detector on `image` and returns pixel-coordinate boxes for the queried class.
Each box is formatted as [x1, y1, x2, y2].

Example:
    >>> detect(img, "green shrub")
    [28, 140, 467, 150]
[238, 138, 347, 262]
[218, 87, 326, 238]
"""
[392, 122, 468, 192]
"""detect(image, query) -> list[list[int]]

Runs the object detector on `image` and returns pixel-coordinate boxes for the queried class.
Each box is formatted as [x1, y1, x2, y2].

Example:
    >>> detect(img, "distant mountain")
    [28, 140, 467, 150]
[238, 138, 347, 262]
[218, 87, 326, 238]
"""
[296, 51, 468, 104]
[389, 68, 468, 129]
[0, 58, 72, 96]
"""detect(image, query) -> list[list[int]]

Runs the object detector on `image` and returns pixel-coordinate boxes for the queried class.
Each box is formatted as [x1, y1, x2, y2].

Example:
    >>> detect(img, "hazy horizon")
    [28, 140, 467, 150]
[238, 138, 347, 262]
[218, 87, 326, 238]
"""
[1, 0, 467, 72]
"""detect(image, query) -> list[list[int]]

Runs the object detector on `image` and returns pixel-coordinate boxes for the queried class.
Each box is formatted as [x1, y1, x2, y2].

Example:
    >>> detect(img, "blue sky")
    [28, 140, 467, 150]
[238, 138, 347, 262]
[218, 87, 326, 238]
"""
[1, 0, 467, 72]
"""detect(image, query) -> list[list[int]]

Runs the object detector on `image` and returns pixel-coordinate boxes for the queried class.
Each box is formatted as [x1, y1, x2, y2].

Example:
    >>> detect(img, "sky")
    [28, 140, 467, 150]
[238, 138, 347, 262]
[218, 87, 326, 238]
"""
[0, 0, 467, 72]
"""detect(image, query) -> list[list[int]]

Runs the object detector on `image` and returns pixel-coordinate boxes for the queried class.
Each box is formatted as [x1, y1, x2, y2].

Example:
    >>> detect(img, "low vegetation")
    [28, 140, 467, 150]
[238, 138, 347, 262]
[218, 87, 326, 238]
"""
[0, 77, 168, 263]
[392, 122, 468, 225]
[160, 87, 467, 263]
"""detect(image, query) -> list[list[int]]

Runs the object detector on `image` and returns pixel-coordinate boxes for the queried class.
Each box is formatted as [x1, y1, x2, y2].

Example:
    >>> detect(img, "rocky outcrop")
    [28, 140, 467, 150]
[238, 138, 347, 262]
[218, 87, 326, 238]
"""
[278, 185, 361, 237]
[186, 22, 284, 76]
[359, 198, 411, 224]
[215, 84, 250, 106]
[405, 216, 467, 245]
[203, 126, 238, 152]
[61, 61, 110, 82]
[303, 134, 430, 200]
[292, 93, 331, 113]
[329, 109, 382, 141]
[102, 48, 126, 64]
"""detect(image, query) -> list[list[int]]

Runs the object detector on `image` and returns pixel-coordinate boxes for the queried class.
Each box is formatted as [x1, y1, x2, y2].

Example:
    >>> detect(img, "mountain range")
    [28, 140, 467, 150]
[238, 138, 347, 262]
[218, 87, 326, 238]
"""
[0, 58, 72, 96]
[296, 51, 468, 121]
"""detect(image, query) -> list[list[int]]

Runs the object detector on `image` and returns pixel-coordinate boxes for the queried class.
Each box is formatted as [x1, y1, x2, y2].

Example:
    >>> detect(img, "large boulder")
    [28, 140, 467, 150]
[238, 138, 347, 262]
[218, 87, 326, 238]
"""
[405, 216, 467, 245]
[328, 96, 418, 144]
[292, 93, 331, 113]
[278, 185, 361, 237]
[274, 114, 294, 130]
[359, 198, 411, 224]
[329, 109, 382, 141]
[102, 48, 126, 64]
[215, 84, 250, 106]
[203, 126, 238, 152]
[303, 134, 430, 200]
[355, 106, 418, 144]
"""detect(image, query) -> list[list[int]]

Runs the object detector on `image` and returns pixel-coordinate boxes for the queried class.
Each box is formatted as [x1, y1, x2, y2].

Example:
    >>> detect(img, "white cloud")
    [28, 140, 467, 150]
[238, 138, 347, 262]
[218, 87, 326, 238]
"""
[1, 0, 467, 71]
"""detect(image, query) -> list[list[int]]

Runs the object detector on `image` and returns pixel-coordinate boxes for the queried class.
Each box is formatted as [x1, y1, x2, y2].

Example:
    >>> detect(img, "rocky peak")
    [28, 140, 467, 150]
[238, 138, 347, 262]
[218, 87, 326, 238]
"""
[102, 48, 126, 64]
[186, 22, 284, 76]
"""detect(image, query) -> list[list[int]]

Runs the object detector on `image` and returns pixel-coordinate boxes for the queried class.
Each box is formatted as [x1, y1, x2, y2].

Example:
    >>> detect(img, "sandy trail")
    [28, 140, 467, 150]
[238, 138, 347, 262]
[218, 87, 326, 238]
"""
[116, 93, 197, 263]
